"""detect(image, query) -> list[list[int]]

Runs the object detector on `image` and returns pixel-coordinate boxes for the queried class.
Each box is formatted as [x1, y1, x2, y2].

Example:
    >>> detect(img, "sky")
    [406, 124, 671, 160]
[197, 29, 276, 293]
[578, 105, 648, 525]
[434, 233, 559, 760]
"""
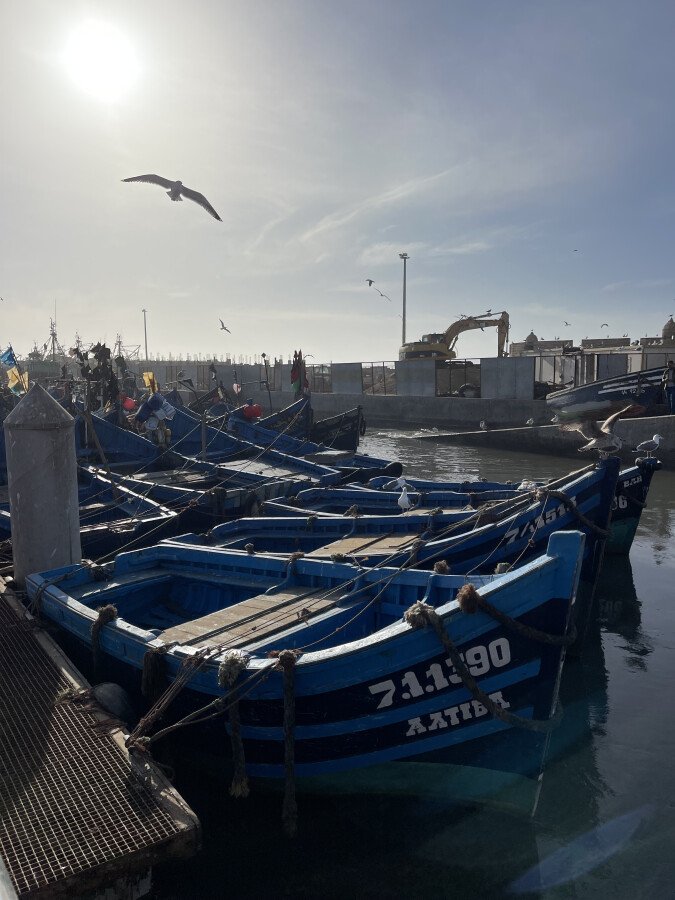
[2, 0, 675, 364]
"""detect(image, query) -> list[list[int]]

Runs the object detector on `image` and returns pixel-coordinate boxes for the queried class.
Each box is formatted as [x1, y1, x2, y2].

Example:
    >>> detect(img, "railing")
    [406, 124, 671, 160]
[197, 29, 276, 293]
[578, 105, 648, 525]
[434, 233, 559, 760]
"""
[362, 362, 396, 395]
[435, 359, 481, 397]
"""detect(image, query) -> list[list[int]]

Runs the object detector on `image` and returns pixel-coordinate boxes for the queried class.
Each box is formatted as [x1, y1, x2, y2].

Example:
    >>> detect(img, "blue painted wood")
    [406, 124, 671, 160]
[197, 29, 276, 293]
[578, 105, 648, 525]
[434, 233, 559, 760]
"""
[25, 530, 583, 781]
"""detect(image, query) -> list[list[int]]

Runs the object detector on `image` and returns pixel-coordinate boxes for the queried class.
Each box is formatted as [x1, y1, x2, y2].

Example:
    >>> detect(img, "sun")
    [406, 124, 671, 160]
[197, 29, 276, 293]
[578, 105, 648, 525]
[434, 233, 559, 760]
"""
[63, 21, 139, 102]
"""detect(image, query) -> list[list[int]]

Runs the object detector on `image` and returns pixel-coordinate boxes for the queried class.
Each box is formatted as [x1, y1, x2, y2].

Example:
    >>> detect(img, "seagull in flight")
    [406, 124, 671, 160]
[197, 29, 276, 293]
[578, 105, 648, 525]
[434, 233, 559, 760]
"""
[366, 279, 374, 286]
[564, 321, 571, 326]
[219, 319, 231, 333]
[559, 405, 634, 455]
[601, 323, 609, 328]
[122, 175, 222, 221]
[365, 279, 391, 302]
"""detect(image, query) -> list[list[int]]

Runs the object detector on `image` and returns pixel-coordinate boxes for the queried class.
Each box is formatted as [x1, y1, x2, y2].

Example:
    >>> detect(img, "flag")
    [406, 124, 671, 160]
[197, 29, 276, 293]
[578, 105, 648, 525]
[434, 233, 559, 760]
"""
[6, 366, 28, 395]
[0, 346, 17, 367]
[143, 371, 157, 393]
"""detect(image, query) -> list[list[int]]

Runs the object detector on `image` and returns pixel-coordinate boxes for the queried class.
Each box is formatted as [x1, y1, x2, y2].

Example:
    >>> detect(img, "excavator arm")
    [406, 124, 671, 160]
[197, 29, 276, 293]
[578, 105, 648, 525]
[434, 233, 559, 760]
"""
[444, 311, 510, 357]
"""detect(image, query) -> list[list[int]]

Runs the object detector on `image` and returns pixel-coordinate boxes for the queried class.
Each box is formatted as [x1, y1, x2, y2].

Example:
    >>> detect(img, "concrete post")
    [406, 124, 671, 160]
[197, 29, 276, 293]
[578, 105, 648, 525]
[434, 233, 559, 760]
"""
[3, 384, 82, 586]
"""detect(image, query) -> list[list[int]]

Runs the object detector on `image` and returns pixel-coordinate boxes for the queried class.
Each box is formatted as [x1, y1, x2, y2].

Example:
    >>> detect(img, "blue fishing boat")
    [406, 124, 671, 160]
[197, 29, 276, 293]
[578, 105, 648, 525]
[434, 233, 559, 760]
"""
[546, 366, 665, 422]
[366, 458, 660, 557]
[0, 468, 178, 560]
[247, 397, 367, 454]
[169, 459, 619, 593]
[25, 531, 583, 793]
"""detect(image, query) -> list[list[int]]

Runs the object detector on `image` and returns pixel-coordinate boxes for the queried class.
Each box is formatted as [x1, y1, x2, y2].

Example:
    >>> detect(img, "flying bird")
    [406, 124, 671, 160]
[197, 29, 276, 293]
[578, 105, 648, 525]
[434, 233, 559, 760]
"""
[219, 319, 231, 333]
[564, 321, 571, 326]
[366, 279, 374, 286]
[634, 434, 663, 458]
[375, 288, 392, 301]
[559, 405, 634, 455]
[601, 323, 609, 328]
[122, 175, 222, 221]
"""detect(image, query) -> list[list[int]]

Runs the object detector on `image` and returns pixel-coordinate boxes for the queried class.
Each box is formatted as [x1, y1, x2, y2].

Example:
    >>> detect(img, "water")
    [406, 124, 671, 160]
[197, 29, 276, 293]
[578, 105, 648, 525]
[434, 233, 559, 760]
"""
[154, 430, 675, 899]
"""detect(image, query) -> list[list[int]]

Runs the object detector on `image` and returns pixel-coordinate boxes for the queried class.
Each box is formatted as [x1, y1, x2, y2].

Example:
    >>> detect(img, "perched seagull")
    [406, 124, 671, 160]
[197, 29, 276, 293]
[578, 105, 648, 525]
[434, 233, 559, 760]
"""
[526, 418, 535, 426]
[550, 414, 560, 424]
[634, 434, 663, 458]
[564, 321, 571, 326]
[485, 308, 492, 315]
[479, 420, 488, 431]
[122, 175, 222, 221]
[397, 485, 411, 511]
[219, 319, 231, 333]
[560, 405, 634, 455]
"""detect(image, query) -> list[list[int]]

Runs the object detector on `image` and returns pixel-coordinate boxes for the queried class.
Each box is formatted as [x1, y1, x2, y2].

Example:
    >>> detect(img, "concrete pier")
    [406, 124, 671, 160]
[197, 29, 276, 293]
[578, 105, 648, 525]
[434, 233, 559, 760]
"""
[0, 579, 200, 898]
[415, 414, 675, 468]
[3, 385, 82, 586]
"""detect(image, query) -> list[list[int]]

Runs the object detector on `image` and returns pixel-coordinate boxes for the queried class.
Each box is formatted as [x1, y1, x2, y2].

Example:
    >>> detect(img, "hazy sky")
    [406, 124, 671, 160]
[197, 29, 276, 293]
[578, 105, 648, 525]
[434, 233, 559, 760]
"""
[3, 0, 675, 363]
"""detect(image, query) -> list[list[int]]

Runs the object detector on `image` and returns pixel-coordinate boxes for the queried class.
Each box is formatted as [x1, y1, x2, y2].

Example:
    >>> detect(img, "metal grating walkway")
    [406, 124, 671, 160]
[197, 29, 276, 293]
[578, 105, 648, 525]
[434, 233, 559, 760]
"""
[0, 589, 194, 897]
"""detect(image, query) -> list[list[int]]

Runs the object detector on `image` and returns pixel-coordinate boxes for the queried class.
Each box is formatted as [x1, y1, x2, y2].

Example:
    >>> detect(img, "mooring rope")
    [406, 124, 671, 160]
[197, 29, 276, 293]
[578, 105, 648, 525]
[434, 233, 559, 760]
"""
[403, 600, 562, 733]
[218, 649, 250, 798]
[274, 648, 301, 837]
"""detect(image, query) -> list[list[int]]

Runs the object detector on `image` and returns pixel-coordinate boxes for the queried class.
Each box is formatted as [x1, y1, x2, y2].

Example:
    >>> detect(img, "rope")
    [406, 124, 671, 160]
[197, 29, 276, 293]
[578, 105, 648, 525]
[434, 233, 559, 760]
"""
[141, 645, 170, 702]
[454, 583, 576, 646]
[403, 601, 561, 733]
[218, 650, 250, 798]
[343, 505, 361, 517]
[275, 649, 301, 837]
[91, 604, 117, 672]
[536, 489, 609, 537]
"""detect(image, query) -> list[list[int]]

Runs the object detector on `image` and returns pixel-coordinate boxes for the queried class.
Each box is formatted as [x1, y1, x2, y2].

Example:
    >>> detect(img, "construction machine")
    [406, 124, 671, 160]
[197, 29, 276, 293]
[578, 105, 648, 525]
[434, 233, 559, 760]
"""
[399, 310, 510, 361]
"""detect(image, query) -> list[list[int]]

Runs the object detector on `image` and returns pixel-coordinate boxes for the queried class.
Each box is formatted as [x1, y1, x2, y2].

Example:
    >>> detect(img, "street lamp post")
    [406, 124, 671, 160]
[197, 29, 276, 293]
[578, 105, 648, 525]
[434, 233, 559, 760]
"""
[399, 252, 409, 345]
[141, 308, 149, 365]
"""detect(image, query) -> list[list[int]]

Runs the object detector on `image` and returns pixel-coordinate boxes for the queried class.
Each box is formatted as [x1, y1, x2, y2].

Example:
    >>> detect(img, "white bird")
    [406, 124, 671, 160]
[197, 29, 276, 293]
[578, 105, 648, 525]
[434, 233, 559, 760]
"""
[479, 420, 488, 431]
[559, 405, 634, 455]
[219, 319, 231, 333]
[526, 418, 535, 426]
[397, 485, 411, 511]
[634, 434, 663, 458]
[122, 175, 222, 221]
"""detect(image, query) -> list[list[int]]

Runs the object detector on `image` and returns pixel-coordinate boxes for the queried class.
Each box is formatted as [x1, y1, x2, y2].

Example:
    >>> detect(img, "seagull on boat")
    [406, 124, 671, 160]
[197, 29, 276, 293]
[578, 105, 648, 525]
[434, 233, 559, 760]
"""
[219, 319, 231, 333]
[559, 405, 634, 455]
[397, 485, 411, 511]
[634, 434, 663, 458]
[122, 175, 222, 221]
[526, 418, 535, 426]
[479, 420, 488, 431]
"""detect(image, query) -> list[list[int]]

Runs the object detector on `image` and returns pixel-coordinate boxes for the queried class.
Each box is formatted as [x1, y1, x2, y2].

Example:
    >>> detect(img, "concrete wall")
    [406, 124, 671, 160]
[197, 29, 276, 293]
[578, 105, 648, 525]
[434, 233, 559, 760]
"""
[331, 363, 363, 394]
[480, 357, 534, 400]
[394, 359, 437, 397]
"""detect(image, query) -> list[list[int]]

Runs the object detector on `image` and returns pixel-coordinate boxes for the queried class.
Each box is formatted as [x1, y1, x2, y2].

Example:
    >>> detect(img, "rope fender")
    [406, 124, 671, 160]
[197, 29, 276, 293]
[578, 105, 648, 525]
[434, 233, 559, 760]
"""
[218, 650, 250, 798]
[403, 600, 562, 733]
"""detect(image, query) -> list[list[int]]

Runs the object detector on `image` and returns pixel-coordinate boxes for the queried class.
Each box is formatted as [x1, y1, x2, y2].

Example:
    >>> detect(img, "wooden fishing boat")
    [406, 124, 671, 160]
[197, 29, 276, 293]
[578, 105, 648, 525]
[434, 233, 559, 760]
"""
[25, 531, 583, 790]
[366, 458, 660, 557]
[239, 396, 367, 454]
[546, 366, 665, 422]
[167, 459, 619, 591]
[0, 468, 178, 560]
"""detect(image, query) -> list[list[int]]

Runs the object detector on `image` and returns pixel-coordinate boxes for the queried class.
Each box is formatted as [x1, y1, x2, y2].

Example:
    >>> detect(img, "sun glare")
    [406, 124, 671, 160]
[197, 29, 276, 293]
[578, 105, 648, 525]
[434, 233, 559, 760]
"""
[63, 21, 139, 102]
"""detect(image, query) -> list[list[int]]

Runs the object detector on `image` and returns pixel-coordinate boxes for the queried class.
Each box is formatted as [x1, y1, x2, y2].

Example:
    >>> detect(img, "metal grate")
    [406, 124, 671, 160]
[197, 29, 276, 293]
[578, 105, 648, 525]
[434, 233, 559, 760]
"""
[0, 595, 183, 896]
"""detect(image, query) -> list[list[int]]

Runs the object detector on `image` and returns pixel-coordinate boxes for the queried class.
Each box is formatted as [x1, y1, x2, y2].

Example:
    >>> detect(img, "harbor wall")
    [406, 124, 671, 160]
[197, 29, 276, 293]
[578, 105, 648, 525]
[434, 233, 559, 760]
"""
[415, 416, 675, 468]
[245, 389, 549, 429]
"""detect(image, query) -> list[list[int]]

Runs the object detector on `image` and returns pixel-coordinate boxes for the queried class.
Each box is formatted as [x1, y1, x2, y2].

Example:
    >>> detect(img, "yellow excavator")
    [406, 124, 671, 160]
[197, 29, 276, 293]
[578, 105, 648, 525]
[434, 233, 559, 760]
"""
[399, 310, 510, 361]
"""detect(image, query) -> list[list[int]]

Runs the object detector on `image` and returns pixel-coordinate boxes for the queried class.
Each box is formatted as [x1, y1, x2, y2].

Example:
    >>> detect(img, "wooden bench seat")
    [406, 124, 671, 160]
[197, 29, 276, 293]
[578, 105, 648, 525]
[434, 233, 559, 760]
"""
[159, 584, 348, 648]
[305, 533, 416, 559]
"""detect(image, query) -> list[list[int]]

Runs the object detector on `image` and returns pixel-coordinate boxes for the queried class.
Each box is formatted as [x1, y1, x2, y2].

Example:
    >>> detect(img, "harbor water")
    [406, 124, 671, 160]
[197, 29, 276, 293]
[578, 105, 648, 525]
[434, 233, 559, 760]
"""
[151, 429, 675, 899]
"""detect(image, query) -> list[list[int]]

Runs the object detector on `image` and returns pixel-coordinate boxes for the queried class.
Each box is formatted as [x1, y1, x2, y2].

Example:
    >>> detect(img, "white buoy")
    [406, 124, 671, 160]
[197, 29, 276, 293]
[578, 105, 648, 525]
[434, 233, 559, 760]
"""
[4, 384, 82, 586]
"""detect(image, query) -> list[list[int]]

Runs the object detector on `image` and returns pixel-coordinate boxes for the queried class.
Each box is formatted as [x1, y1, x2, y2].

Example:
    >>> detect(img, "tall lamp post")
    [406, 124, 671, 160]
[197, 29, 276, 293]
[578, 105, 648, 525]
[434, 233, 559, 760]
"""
[399, 252, 409, 345]
[141, 308, 149, 366]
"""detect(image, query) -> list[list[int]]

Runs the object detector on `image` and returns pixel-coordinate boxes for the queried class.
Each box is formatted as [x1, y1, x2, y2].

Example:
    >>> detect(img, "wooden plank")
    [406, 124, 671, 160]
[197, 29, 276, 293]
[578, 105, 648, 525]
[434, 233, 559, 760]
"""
[159, 585, 332, 646]
[305, 533, 416, 558]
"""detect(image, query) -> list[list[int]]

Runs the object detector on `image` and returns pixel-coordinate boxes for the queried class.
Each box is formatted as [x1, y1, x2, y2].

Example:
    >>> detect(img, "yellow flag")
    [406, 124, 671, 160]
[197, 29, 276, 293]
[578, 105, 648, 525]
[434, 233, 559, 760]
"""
[143, 371, 157, 393]
[6, 367, 29, 394]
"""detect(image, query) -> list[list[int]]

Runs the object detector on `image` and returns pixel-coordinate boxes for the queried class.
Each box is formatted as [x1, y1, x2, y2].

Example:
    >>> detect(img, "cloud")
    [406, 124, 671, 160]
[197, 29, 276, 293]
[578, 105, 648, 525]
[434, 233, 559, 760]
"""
[601, 278, 673, 293]
[358, 241, 428, 267]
